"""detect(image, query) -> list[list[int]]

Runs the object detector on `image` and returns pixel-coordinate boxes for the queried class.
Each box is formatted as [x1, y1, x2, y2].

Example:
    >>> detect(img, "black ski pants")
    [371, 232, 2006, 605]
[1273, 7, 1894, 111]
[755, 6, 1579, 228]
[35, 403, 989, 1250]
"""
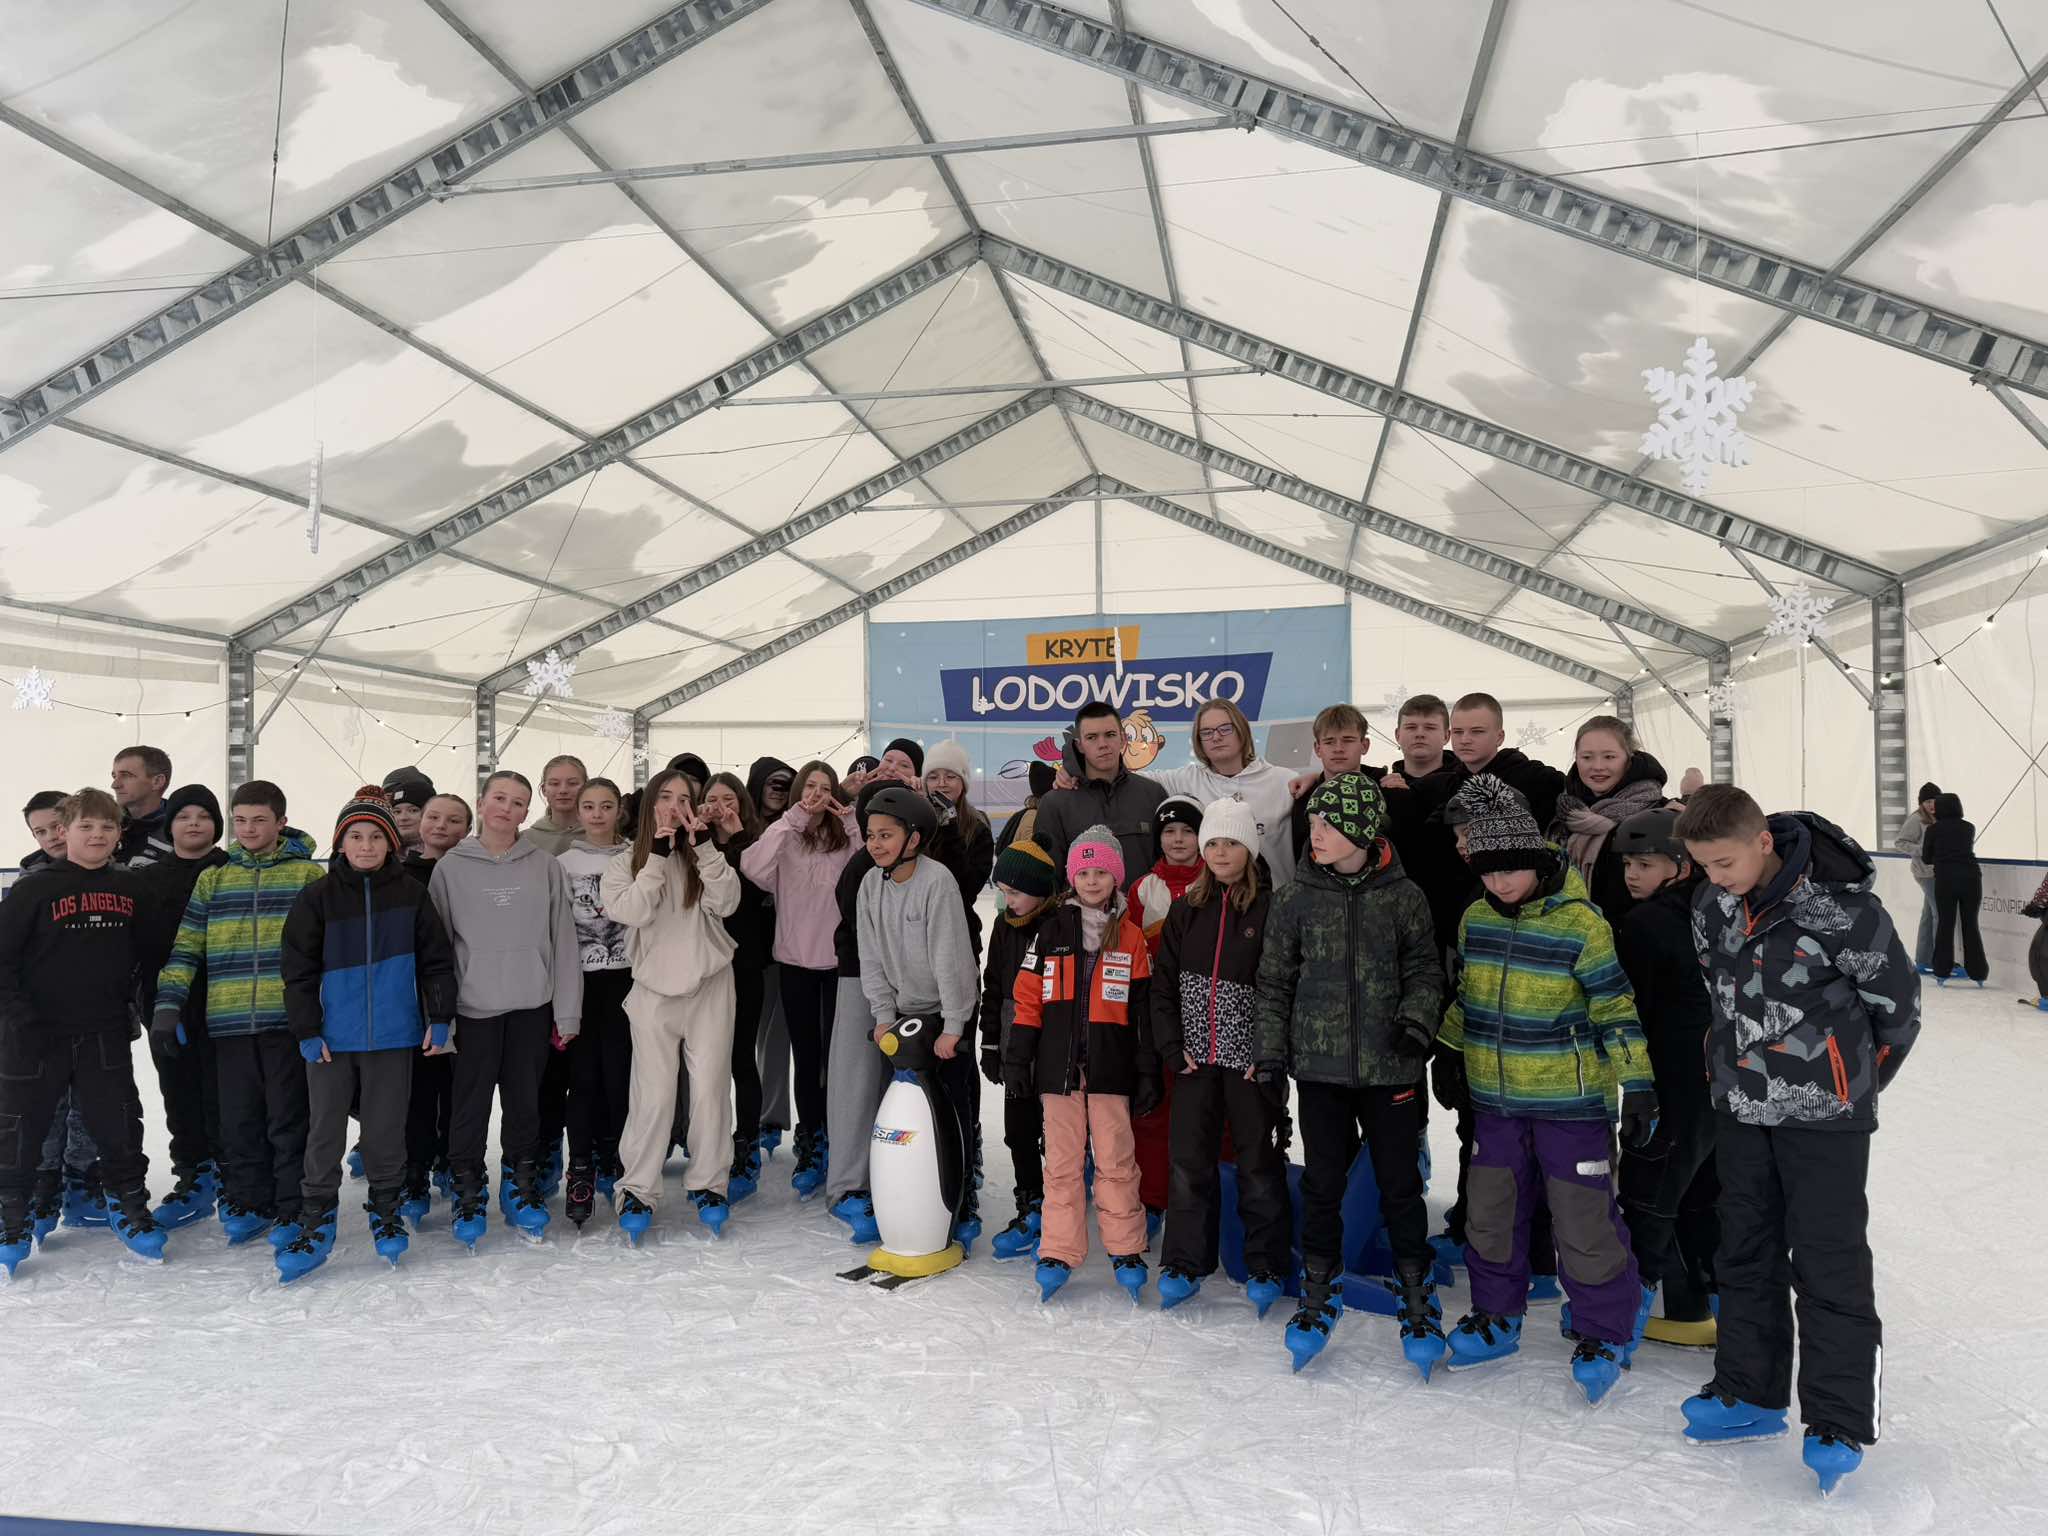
[1298, 1079, 1431, 1276]
[728, 958, 766, 1148]
[569, 969, 633, 1168]
[405, 1052, 452, 1174]
[1712, 1116, 1881, 1444]
[1932, 865, 1988, 983]
[0, 1029, 148, 1210]
[151, 1011, 219, 1175]
[448, 1005, 552, 1186]
[1164, 1065, 1288, 1276]
[214, 1032, 310, 1219]
[778, 964, 838, 1133]
[1620, 1034, 1720, 1318]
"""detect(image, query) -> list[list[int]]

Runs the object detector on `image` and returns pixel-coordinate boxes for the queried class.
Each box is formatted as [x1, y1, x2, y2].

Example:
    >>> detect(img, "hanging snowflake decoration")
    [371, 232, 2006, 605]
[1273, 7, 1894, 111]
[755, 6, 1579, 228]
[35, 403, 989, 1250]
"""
[631, 743, 652, 768]
[10, 666, 55, 711]
[1640, 336, 1754, 494]
[1380, 683, 1409, 713]
[307, 441, 324, 555]
[1763, 585, 1835, 645]
[1517, 721, 1550, 749]
[522, 647, 577, 699]
[1704, 680, 1737, 717]
[593, 706, 631, 742]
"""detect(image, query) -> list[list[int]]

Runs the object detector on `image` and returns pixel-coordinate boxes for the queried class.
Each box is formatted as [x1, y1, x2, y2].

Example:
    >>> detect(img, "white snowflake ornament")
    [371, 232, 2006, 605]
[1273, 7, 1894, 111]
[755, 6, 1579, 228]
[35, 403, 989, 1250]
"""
[1641, 336, 1754, 495]
[11, 665, 55, 711]
[307, 441, 324, 554]
[1705, 680, 1737, 717]
[1763, 585, 1835, 645]
[594, 706, 631, 742]
[523, 647, 577, 699]
[1517, 721, 1549, 749]
[1380, 683, 1408, 713]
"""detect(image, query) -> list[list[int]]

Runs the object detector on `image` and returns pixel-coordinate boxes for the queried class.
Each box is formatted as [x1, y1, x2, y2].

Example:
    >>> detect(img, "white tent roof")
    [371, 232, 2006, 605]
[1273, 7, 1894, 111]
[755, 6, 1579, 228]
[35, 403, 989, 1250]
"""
[4, 0, 2047, 848]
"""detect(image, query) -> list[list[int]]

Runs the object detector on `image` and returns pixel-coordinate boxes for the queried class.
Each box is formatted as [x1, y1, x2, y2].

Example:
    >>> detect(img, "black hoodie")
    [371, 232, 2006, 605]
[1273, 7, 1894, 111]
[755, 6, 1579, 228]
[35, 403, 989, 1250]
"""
[0, 859, 147, 1034]
[1403, 747, 1566, 958]
[745, 756, 797, 816]
[134, 846, 231, 1024]
[1614, 872, 1712, 1107]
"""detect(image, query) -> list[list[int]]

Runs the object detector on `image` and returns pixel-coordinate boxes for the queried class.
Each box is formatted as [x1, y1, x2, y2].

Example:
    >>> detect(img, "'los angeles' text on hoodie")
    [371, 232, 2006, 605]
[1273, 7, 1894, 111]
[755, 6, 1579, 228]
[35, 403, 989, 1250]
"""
[427, 834, 583, 1034]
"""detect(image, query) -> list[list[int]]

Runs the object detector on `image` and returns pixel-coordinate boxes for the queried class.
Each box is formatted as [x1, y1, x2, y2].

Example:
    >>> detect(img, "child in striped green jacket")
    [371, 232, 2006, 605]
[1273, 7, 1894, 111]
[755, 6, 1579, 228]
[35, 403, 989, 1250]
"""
[152, 780, 326, 1245]
[1433, 774, 1659, 1403]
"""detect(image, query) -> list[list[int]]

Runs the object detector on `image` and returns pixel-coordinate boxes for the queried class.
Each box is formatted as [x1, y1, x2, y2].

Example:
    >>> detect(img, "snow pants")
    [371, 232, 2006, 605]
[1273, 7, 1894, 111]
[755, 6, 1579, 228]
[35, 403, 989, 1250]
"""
[1447, 1075, 1556, 1274]
[1039, 1085, 1143, 1267]
[1712, 1117, 1881, 1444]
[303, 1047, 412, 1211]
[1165, 1065, 1288, 1278]
[619, 973, 735, 1205]
[824, 976, 887, 1203]
[0, 1028, 147, 1212]
[1467, 1113, 1640, 1343]
[1297, 1079, 1431, 1277]
[215, 1031, 310, 1220]
[570, 968, 633, 1170]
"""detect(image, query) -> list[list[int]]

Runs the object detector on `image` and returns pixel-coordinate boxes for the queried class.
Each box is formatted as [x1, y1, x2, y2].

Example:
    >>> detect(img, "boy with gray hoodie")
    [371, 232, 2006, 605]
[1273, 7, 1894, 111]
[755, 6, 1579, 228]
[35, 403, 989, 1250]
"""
[427, 770, 581, 1247]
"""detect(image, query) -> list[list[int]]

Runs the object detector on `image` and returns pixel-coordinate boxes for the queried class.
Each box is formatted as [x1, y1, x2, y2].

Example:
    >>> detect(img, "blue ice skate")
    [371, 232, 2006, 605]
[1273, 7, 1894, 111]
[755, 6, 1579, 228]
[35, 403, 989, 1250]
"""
[954, 1212, 982, 1257]
[1035, 1257, 1071, 1302]
[1570, 1336, 1628, 1403]
[268, 1213, 301, 1249]
[369, 1205, 409, 1267]
[431, 1165, 455, 1200]
[109, 1195, 168, 1264]
[397, 1183, 430, 1229]
[154, 1164, 218, 1230]
[617, 1192, 653, 1245]
[28, 1188, 62, 1248]
[1446, 1311, 1523, 1369]
[0, 1220, 31, 1277]
[1803, 1429, 1862, 1496]
[61, 1180, 109, 1229]
[1145, 1207, 1163, 1246]
[450, 1195, 488, 1250]
[990, 1200, 1040, 1260]
[790, 1129, 827, 1200]
[218, 1198, 273, 1246]
[276, 1209, 336, 1283]
[346, 1146, 364, 1181]
[508, 1188, 550, 1240]
[1430, 1232, 1465, 1269]
[1393, 1268, 1446, 1382]
[728, 1142, 761, 1205]
[1158, 1267, 1202, 1310]
[1247, 1271, 1286, 1319]
[1561, 1283, 1657, 1352]
[1681, 1388, 1789, 1444]
[1283, 1295, 1342, 1373]
[1526, 1274, 1562, 1303]
[691, 1189, 729, 1238]
[828, 1191, 880, 1244]
[757, 1127, 784, 1160]
[1111, 1253, 1148, 1302]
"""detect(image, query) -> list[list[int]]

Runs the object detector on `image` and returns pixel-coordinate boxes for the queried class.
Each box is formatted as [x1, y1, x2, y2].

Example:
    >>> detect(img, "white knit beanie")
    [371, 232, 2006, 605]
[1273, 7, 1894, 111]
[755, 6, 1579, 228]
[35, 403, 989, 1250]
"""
[1198, 795, 1259, 853]
[924, 739, 972, 785]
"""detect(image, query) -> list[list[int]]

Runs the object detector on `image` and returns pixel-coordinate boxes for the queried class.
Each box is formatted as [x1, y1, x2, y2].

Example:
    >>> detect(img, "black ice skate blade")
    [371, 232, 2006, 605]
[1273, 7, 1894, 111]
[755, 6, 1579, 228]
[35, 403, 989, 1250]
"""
[836, 1264, 926, 1292]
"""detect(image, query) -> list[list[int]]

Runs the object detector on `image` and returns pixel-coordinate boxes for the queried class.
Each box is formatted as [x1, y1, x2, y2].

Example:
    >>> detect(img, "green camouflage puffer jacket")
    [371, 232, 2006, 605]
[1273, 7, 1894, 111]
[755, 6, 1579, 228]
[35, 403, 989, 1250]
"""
[1254, 845, 1445, 1086]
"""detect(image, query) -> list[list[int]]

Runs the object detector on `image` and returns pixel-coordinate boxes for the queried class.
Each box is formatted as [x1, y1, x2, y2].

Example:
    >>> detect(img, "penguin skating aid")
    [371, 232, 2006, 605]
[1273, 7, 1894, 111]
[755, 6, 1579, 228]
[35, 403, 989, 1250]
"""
[838, 1017, 968, 1291]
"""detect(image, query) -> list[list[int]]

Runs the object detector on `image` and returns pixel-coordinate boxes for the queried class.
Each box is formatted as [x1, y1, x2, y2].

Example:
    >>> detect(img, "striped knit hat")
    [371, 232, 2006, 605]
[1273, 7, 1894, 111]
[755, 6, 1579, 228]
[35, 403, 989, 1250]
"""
[993, 837, 1059, 899]
[1453, 773, 1548, 874]
[334, 785, 400, 849]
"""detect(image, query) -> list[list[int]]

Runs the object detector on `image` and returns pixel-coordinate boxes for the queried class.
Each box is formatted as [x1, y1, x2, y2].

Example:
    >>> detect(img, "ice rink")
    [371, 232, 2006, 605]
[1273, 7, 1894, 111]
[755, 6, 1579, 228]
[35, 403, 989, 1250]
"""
[3, 981, 2042, 1536]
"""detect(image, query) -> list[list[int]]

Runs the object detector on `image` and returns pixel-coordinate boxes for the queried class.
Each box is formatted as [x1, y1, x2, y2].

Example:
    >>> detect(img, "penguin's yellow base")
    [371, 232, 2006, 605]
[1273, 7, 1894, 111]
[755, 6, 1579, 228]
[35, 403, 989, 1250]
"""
[1643, 1315, 1718, 1349]
[867, 1242, 965, 1279]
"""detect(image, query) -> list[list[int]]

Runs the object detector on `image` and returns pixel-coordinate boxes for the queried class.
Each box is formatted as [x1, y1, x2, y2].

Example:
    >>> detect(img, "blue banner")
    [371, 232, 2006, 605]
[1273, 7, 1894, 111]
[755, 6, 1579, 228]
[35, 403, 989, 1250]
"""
[939, 651, 1274, 723]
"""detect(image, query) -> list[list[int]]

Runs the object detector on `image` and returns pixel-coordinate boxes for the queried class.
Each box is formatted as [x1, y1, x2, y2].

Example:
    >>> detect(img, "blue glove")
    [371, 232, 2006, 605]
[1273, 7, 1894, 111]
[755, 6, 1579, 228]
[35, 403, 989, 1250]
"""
[428, 1021, 450, 1051]
[298, 1036, 329, 1065]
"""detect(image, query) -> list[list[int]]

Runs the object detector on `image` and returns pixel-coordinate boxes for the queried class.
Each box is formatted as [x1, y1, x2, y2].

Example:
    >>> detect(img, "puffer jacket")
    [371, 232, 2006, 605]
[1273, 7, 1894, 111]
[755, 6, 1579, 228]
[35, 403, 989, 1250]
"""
[1152, 885, 1271, 1071]
[1690, 812, 1919, 1131]
[153, 830, 326, 1039]
[1007, 896, 1159, 1096]
[280, 855, 457, 1052]
[981, 897, 1055, 1061]
[1614, 874, 1713, 1106]
[1439, 858, 1650, 1120]
[1255, 845, 1443, 1086]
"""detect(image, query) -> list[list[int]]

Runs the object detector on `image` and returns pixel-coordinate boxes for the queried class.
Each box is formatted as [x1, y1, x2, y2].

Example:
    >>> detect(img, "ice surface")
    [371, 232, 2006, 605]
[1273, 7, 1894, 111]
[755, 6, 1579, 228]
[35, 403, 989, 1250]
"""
[4, 982, 2045, 1535]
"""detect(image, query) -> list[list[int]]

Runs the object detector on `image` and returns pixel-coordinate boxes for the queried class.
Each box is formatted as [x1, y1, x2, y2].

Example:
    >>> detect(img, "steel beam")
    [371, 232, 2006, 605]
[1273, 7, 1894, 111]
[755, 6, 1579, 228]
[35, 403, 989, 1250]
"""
[483, 392, 1056, 694]
[1871, 588, 1910, 832]
[639, 481, 1097, 715]
[1102, 479, 1628, 691]
[440, 114, 1247, 194]
[983, 235, 1895, 594]
[225, 644, 257, 789]
[252, 605, 349, 739]
[911, 0, 2048, 397]
[1064, 391, 1723, 657]
[474, 688, 498, 798]
[714, 366, 1253, 404]
[632, 714, 652, 789]
[233, 237, 980, 651]
[0, 0, 776, 452]
[1613, 687, 1636, 732]
[1604, 622, 1708, 734]
[1708, 651, 1734, 784]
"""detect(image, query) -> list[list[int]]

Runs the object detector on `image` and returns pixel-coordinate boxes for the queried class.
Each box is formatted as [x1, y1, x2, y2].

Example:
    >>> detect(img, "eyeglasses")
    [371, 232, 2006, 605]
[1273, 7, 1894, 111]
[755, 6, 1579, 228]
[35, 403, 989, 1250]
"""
[1197, 724, 1237, 742]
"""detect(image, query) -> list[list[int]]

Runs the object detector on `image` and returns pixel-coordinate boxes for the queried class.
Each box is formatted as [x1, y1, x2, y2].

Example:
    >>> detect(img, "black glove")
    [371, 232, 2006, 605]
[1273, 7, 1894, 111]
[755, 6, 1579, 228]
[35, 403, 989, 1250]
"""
[1395, 1019, 1433, 1059]
[1619, 1084, 1661, 1148]
[649, 833, 674, 859]
[1129, 1073, 1163, 1119]
[1002, 1060, 1034, 1101]
[1875, 1045, 1904, 1092]
[979, 1044, 1002, 1087]
[149, 1009, 183, 1058]
[1431, 1044, 1467, 1112]
[1251, 1060, 1289, 1117]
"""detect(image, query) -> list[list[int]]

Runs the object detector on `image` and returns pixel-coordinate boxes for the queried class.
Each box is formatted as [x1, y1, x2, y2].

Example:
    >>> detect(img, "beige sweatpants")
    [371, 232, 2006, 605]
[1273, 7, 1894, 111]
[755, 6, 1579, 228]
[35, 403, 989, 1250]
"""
[619, 970, 736, 1205]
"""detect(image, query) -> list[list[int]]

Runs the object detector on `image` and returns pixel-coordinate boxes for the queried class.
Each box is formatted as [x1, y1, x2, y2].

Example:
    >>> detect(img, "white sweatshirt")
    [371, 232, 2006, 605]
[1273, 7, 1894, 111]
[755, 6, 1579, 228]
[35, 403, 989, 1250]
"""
[1147, 758, 1300, 885]
[598, 841, 739, 998]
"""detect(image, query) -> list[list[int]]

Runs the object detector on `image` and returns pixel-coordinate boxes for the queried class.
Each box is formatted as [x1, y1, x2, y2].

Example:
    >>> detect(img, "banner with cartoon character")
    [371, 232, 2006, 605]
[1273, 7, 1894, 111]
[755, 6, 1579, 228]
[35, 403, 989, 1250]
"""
[867, 608, 1349, 814]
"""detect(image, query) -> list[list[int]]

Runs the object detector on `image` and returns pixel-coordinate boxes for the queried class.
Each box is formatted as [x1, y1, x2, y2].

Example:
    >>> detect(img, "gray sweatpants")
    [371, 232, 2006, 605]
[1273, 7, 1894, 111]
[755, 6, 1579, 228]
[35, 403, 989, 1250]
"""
[824, 976, 887, 1203]
[756, 964, 791, 1131]
[303, 1048, 413, 1212]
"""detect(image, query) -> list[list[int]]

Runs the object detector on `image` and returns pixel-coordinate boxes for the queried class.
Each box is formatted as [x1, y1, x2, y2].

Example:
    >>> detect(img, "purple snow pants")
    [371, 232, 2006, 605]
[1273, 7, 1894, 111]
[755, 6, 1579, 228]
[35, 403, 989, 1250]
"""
[1466, 1112, 1641, 1343]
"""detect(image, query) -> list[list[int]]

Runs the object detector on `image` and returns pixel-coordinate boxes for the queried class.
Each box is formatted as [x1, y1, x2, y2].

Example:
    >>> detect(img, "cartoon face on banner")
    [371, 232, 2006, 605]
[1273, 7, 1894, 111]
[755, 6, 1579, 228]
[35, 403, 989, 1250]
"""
[867, 609, 1349, 810]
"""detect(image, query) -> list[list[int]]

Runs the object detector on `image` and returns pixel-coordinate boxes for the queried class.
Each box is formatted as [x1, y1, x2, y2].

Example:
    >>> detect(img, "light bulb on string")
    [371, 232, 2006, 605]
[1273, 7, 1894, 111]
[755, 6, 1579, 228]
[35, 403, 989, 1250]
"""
[1933, 656, 1946, 670]
[1983, 614, 1996, 628]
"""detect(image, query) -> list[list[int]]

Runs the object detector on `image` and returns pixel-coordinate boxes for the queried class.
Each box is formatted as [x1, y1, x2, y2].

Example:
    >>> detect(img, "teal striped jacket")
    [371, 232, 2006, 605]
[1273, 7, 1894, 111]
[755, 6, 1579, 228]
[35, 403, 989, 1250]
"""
[1438, 861, 1650, 1121]
[153, 830, 326, 1039]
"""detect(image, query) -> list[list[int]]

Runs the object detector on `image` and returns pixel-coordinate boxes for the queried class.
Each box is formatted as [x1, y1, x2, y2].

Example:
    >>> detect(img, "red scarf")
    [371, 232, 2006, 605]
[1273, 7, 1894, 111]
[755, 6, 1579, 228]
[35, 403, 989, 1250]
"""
[1149, 857, 1202, 902]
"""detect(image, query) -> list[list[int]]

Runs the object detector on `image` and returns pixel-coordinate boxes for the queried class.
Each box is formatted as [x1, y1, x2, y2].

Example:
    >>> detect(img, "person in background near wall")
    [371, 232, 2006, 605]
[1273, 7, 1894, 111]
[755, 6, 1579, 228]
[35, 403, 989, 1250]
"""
[1892, 782, 1942, 976]
[19, 790, 69, 875]
[1677, 767, 1706, 801]
[666, 754, 710, 798]
[922, 740, 995, 955]
[1925, 792, 1988, 986]
[1149, 698, 1301, 886]
[997, 761, 1057, 857]
[556, 778, 634, 1229]
[745, 755, 797, 1154]
[740, 759, 859, 1199]
[111, 745, 174, 868]
[1550, 715, 1670, 928]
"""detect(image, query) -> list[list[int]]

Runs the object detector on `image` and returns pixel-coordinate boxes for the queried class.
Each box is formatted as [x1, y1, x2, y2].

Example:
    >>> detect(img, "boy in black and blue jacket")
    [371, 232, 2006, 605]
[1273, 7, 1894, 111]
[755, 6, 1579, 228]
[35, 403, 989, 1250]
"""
[278, 788, 456, 1280]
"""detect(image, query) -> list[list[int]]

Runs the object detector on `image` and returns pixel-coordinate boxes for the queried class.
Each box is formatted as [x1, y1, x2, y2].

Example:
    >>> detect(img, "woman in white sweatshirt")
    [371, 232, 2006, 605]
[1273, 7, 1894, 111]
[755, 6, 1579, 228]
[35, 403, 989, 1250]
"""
[1147, 697, 1300, 885]
[599, 769, 740, 1240]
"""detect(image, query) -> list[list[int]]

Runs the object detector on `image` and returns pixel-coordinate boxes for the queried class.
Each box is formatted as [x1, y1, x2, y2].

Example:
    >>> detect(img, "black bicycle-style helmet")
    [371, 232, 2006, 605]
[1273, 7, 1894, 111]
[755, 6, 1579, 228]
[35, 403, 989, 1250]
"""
[1613, 807, 1684, 858]
[863, 785, 938, 850]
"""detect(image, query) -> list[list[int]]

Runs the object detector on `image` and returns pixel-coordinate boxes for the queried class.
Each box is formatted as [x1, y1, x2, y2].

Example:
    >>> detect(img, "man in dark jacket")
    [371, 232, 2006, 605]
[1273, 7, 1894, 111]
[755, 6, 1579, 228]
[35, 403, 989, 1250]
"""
[1611, 808, 1719, 1346]
[1372, 694, 1468, 959]
[111, 745, 174, 868]
[1033, 702, 1166, 887]
[134, 783, 231, 1227]
[1674, 786, 1918, 1485]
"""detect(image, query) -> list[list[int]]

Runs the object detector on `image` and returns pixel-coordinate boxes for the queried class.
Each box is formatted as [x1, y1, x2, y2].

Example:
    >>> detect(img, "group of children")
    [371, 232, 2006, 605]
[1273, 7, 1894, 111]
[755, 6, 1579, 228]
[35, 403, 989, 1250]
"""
[2, 693, 1928, 1497]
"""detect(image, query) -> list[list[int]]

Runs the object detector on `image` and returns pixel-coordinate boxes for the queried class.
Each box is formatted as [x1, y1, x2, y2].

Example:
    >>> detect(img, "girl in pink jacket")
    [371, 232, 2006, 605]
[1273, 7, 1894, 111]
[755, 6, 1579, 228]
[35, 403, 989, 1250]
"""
[739, 760, 858, 1197]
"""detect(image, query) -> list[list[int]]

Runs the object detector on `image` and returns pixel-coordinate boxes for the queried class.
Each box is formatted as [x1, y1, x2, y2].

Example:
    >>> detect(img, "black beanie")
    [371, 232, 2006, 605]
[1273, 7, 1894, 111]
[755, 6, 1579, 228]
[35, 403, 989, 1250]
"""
[667, 752, 710, 784]
[884, 737, 925, 775]
[1027, 760, 1055, 798]
[162, 783, 223, 841]
[1916, 781, 1940, 806]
